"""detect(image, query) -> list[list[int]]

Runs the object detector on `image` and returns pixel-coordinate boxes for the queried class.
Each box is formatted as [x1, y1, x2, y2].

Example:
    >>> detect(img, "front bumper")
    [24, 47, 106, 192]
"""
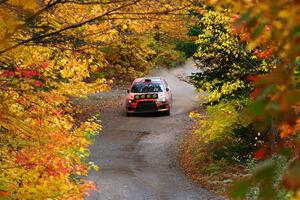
[126, 100, 170, 113]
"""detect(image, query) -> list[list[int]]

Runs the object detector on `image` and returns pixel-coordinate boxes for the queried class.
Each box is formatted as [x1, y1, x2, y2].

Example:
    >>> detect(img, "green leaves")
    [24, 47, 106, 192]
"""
[230, 180, 251, 199]
[247, 100, 266, 116]
[192, 9, 269, 104]
[230, 157, 289, 200]
[290, 24, 300, 38]
[252, 21, 269, 40]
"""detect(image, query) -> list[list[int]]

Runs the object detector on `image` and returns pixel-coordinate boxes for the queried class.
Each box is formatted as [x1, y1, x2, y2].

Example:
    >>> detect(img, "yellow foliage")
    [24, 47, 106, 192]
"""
[190, 101, 248, 143]
[0, 0, 192, 198]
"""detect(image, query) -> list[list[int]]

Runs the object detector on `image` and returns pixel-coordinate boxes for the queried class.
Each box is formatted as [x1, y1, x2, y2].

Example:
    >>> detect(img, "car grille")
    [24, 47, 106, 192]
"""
[136, 101, 157, 112]
[135, 93, 158, 100]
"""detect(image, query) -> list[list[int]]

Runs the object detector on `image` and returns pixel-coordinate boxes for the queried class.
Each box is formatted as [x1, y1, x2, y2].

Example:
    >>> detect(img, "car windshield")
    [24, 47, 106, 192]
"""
[131, 82, 164, 93]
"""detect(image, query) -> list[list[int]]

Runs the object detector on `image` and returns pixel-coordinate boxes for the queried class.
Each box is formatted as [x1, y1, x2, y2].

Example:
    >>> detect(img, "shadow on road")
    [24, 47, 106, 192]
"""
[127, 112, 170, 118]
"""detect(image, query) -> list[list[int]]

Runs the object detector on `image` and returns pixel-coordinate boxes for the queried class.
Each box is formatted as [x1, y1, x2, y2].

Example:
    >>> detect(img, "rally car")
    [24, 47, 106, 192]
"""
[125, 77, 172, 116]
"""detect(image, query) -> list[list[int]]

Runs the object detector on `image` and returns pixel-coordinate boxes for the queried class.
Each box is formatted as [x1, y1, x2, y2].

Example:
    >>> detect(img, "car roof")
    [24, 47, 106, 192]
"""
[133, 77, 163, 83]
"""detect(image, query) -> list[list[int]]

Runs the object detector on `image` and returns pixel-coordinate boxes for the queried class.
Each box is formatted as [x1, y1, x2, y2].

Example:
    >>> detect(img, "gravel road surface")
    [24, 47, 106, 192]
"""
[85, 61, 224, 200]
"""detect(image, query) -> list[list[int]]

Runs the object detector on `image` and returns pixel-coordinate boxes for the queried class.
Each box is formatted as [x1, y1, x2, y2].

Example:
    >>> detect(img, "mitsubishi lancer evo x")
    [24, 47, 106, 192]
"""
[125, 77, 172, 116]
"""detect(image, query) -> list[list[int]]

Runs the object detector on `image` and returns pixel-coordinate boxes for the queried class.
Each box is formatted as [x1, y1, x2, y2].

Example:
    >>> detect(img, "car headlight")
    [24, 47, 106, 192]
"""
[158, 94, 166, 102]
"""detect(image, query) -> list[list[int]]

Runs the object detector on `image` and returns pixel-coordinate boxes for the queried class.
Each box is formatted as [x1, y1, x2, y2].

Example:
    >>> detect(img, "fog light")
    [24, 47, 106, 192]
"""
[158, 94, 166, 102]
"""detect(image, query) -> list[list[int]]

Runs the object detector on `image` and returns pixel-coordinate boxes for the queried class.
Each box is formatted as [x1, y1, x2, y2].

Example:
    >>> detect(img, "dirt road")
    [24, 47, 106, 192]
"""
[85, 61, 224, 200]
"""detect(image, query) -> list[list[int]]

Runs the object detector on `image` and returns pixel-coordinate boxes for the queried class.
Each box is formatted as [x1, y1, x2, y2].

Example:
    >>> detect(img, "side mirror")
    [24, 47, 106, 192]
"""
[127, 89, 130, 93]
[166, 87, 169, 92]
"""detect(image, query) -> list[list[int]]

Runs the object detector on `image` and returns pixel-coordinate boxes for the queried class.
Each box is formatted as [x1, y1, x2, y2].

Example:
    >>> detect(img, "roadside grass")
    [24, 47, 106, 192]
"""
[180, 131, 247, 197]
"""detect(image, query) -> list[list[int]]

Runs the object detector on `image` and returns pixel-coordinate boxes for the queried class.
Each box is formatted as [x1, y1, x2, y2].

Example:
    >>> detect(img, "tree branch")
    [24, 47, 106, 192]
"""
[0, 0, 142, 55]
[62, 0, 128, 5]
[0, 0, 9, 4]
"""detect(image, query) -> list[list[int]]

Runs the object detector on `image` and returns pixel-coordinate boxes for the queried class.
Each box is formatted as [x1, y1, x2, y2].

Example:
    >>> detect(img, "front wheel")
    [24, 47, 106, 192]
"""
[126, 112, 132, 117]
[164, 110, 170, 116]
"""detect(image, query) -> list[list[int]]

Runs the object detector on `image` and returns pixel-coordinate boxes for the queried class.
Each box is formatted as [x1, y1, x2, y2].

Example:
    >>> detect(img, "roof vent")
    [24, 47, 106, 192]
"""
[144, 78, 151, 82]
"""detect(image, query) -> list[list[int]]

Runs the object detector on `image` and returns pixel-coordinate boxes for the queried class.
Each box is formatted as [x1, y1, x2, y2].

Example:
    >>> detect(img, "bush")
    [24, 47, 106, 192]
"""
[212, 124, 267, 162]
[190, 100, 266, 163]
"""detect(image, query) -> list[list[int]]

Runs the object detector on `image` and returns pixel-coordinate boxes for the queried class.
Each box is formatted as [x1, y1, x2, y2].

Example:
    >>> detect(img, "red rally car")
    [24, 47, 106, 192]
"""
[125, 77, 172, 116]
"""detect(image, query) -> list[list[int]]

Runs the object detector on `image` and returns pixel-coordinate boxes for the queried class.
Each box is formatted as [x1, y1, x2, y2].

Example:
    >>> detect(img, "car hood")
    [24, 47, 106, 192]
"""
[127, 92, 165, 99]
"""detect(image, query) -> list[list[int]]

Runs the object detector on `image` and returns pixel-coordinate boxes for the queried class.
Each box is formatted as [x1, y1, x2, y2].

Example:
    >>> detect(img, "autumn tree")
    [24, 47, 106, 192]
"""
[194, 0, 300, 199]
[183, 7, 272, 172]
[191, 9, 271, 103]
[0, 0, 192, 199]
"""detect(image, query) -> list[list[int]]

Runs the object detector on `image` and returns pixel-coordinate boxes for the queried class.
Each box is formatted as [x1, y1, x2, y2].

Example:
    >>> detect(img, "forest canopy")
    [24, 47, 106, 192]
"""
[0, 0, 299, 199]
[0, 0, 192, 199]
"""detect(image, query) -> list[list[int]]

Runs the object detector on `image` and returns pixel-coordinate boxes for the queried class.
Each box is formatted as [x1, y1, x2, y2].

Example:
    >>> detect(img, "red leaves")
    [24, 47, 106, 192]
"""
[245, 75, 260, 82]
[2, 66, 42, 79]
[229, 14, 253, 41]
[16, 151, 35, 169]
[2, 70, 15, 78]
[16, 148, 74, 178]
[46, 162, 71, 177]
[254, 48, 273, 60]
[0, 190, 9, 197]
[251, 88, 261, 99]
[16, 151, 29, 165]
[34, 80, 43, 87]
[82, 181, 97, 197]
[15, 66, 21, 72]
[39, 62, 50, 69]
[254, 146, 267, 160]
[36, 118, 44, 126]
[231, 14, 240, 22]
[245, 75, 262, 99]
[1, 64, 46, 79]
[23, 70, 39, 79]
[279, 119, 300, 138]
[1, 65, 47, 89]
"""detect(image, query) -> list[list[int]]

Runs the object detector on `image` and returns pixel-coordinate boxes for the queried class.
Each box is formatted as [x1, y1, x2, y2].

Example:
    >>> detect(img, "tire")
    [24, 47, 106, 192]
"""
[126, 112, 132, 117]
[164, 110, 170, 116]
